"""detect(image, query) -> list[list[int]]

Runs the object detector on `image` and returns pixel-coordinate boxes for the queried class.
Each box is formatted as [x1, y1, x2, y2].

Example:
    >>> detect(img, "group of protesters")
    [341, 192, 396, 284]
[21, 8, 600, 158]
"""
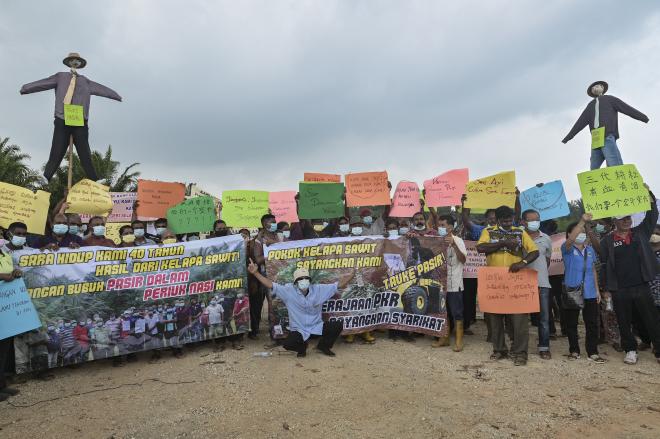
[1, 176, 659, 400]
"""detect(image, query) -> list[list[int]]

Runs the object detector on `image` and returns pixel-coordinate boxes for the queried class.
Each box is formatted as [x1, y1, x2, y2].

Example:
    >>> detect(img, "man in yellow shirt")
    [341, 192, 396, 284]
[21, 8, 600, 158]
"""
[477, 206, 539, 366]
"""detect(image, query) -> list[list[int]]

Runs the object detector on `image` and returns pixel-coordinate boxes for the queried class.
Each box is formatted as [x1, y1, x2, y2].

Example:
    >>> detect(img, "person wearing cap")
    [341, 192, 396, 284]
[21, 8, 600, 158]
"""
[562, 80, 649, 170]
[19, 52, 122, 182]
[599, 185, 660, 365]
[357, 208, 385, 236]
[248, 261, 343, 357]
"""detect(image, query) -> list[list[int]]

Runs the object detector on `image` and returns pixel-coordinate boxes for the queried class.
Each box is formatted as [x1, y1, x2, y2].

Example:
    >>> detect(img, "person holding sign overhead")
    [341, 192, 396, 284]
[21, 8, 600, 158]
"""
[20, 53, 122, 182]
[562, 81, 649, 170]
[477, 206, 539, 366]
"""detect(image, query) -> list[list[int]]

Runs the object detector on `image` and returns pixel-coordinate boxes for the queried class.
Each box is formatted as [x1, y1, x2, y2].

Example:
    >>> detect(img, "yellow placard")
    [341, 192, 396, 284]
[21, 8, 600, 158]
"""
[66, 179, 113, 216]
[105, 222, 130, 245]
[464, 171, 516, 209]
[64, 104, 85, 127]
[0, 182, 51, 235]
[591, 127, 605, 149]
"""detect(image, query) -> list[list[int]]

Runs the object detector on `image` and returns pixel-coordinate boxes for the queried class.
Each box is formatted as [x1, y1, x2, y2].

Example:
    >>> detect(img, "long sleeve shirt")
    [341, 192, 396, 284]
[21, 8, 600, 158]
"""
[272, 282, 338, 340]
[20, 71, 122, 121]
[562, 95, 648, 143]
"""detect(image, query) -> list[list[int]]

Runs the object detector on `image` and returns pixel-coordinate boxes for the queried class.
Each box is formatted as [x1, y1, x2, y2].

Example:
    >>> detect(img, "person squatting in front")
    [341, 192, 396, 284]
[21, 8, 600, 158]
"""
[247, 260, 343, 357]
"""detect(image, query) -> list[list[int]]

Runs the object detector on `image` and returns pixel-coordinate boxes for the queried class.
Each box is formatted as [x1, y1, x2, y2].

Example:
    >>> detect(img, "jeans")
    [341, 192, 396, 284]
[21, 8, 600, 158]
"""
[611, 284, 660, 357]
[486, 313, 529, 359]
[447, 291, 464, 321]
[590, 134, 623, 170]
[282, 321, 343, 355]
[537, 287, 551, 351]
[564, 298, 600, 356]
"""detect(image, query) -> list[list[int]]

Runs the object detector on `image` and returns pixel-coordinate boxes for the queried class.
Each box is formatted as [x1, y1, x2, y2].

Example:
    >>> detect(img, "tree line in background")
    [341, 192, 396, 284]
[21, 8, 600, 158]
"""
[0, 135, 583, 231]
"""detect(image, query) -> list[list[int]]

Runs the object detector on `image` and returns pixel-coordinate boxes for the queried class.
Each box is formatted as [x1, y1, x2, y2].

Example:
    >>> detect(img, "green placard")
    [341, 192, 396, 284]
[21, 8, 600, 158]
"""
[298, 182, 345, 220]
[221, 190, 269, 228]
[591, 126, 605, 149]
[166, 196, 217, 234]
[64, 104, 85, 126]
[577, 164, 650, 220]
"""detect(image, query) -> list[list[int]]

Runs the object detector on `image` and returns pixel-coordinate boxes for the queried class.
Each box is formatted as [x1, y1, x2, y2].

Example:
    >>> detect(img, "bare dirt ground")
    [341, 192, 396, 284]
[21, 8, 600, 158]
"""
[1, 320, 659, 439]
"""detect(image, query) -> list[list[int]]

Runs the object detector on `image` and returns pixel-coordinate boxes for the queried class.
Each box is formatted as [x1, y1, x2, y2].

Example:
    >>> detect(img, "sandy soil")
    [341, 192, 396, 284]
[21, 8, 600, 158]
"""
[1, 321, 659, 439]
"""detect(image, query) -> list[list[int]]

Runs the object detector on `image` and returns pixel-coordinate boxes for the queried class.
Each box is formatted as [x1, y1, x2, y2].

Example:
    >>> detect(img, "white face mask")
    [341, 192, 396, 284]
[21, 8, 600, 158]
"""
[283, 230, 290, 239]
[575, 233, 587, 244]
[399, 227, 409, 235]
[362, 216, 373, 225]
[339, 224, 350, 233]
[437, 227, 448, 237]
[388, 229, 399, 237]
[351, 227, 363, 236]
[297, 279, 310, 291]
[526, 221, 540, 232]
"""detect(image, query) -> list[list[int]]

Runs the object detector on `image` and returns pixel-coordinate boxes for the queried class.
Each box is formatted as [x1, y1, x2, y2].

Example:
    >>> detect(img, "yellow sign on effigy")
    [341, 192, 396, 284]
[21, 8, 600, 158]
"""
[0, 182, 51, 235]
[591, 127, 605, 149]
[66, 179, 113, 216]
[464, 171, 516, 209]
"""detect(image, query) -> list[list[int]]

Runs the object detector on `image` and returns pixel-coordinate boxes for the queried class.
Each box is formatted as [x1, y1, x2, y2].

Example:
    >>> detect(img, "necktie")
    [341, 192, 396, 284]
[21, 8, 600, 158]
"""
[594, 97, 600, 128]
[63, 69, 77, 105]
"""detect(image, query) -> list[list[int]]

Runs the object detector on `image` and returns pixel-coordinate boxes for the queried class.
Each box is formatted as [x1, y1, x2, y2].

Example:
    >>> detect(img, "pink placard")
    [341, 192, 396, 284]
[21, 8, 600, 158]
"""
[269, 191, 299, 224]
[389, 181, 420, 218]
[424, 168, 469, 207]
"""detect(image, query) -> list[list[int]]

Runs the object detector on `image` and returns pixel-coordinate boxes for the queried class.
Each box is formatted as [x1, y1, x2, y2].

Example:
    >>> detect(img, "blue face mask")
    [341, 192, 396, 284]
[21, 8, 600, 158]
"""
[438, 227, 448, 237]
[188, 235, 200, 241]
[93, 225, 106, 237]
[134, 228, 145, 238]
[11, 236, 26, 247]
[156, 227, 167, 236]
[595, 224, 605, 234]
[362, 216, 373, 225]
[399, 227, 409, 235]
[339, 224, 350, 233]
[268, 223, 277, 233]
[526, 221, 540, 232]
[53, 224, 69, 235]
[68, 225, 79, 235]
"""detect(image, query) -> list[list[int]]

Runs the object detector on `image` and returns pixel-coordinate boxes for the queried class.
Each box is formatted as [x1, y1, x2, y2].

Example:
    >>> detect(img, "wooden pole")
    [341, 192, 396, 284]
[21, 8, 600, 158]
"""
[66, 135, 74, 190]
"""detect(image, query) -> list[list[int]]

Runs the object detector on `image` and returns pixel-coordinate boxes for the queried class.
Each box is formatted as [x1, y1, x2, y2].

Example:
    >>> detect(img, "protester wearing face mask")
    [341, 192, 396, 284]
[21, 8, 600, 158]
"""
[82, 216, 115, 247]
[358, 208, 385, 236]
[406, 212, 438, 237]
[599, 185, 660, 365]
[332, 217, 351, 238]
[561, 214, 606, 363]
[248, 214, 280, 340]
[131, 220, 156, 246]
[384, 218, 400, 238]
[160, 229, 178, 246]
[477, 205, 539, 366]
[3, 222, 31, 252]
[302, 219, 330, 239]
[349, 219, 365, 237]
[153, 218, 169, 243]
[118, 225, 136, 247]
[185, 233, 200, 242]
[432, 215, 467, 351]
[521, 209, 553, 360]
[276, 222, 291, 242]
[248, 261, 343, 357]
[35, 214, 82, 250]
[65, 213, 84, 237]
[211, 220, 229, 238]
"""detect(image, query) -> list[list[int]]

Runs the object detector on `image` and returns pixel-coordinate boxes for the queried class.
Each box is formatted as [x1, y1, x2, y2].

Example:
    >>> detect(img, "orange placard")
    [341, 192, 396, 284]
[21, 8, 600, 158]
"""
[304, 173, 341, 183]
[345, 171, 390, 207]
[136, 179, 186, 219]
[477, 267, 539, 314]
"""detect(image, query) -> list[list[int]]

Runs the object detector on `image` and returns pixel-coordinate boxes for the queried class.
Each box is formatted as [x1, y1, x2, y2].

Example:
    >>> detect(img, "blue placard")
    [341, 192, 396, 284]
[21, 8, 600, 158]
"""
[520, 180, 570, 221]
[0, 278, 42, 340]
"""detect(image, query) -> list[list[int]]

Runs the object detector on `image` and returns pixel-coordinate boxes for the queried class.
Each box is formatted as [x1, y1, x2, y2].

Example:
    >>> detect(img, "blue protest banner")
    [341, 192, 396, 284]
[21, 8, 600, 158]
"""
[520, 180, 570, 221]
[0, 278, 42, 340]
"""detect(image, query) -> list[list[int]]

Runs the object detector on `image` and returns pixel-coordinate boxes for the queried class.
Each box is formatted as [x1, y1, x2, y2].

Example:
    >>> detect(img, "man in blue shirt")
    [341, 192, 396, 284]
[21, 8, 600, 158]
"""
[248, 261, 343, 357]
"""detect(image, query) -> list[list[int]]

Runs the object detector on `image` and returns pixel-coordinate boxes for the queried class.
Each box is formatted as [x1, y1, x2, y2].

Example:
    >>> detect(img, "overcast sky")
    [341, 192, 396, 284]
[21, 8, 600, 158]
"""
[1, 0, 659, 202]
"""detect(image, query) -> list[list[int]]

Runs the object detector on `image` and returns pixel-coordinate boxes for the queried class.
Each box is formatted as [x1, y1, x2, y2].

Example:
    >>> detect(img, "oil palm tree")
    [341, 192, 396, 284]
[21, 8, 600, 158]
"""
[0, 137, 44, 189]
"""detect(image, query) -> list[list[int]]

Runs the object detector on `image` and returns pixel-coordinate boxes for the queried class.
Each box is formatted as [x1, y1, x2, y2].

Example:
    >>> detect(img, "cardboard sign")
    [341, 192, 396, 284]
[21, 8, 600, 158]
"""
[462, 240, 487, 279]
[79, 192, 136, 223]
[304, 173, 341, 183]
[477, 267, 539, 314]
[424, 168, 469, 207]
[298, 182, 345, 219]
[464, 171, 516, 209]
[63, 104, 84, 127]
[0, 278, 42, 341]
[345, 171, 390, 207]
[136, 180, 186, 219]
[520, 180, 570, 221]
[221, 190, 270, 228]
[167, 196, 217, 234]
[269, 191, 299, 224]
[389, 181, 420, 218]
[549, 233, 566, 276]
[0, 183, 51, 235]
[65, 179, 113, 216]
[591, 127, 605, 149]
[105, 222, 130, 245]
[577, 164, 650, 220]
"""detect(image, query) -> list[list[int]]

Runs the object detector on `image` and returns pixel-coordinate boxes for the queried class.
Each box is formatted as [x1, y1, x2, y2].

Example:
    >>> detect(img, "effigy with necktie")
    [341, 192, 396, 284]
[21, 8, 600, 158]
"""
[20, 52, 122, 183]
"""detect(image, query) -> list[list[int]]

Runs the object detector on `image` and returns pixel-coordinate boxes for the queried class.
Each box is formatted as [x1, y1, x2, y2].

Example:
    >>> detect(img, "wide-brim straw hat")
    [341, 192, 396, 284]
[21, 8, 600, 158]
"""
[63, 52, 87, 69]
[587, 80, 608, 97]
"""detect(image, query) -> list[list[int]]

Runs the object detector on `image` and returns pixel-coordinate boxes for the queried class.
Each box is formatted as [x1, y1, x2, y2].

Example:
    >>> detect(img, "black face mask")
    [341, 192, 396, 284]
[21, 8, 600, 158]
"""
[215, 229, 228, 237]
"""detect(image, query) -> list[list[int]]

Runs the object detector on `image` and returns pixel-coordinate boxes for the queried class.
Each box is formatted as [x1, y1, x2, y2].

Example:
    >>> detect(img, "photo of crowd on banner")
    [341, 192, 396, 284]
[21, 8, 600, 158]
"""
[1, 72, 659, 401]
